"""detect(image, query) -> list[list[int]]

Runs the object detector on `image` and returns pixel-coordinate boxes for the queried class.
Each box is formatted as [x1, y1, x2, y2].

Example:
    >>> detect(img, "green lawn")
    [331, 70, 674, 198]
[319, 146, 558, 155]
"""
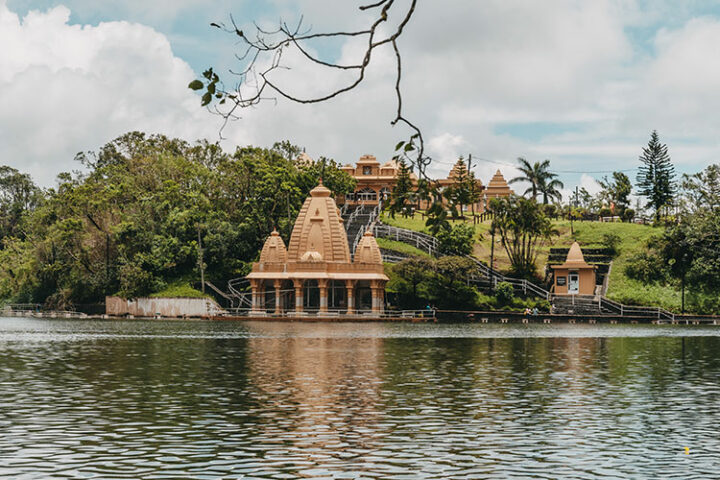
[376, 238, 432, 258]
[381, 210, 685, 311]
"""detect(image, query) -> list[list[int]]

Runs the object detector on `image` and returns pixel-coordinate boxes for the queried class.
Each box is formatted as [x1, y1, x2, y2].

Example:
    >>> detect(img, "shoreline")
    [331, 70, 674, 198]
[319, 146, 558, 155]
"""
[3, 309, 719, 325]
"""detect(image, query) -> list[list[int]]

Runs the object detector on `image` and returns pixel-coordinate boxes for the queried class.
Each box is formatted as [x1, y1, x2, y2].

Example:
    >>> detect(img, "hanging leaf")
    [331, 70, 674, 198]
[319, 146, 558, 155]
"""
[188, 80, 204, 90]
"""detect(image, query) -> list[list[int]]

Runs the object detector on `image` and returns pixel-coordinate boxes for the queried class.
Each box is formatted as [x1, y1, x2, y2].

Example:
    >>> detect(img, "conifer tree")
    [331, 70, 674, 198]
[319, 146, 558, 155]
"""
[389, 159, 413, 218]
[636, 130, 676, 222]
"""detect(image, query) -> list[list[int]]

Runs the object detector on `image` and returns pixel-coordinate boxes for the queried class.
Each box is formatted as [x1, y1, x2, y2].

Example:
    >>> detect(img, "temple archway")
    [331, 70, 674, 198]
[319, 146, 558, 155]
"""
[328, 280, 347, 310]
[303, 280, 320, 311]
[355, 281, 372, 311]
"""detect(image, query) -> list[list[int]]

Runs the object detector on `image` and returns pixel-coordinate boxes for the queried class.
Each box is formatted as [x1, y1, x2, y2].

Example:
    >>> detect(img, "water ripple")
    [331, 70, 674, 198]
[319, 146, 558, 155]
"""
[0, 318, 719, 478]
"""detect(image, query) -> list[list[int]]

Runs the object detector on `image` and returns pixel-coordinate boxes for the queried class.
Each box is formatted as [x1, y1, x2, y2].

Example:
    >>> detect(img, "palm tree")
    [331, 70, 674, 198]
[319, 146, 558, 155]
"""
[510, 157, 541, 200]
[510, 158, 563, 203]
[538, 175, 564, 204]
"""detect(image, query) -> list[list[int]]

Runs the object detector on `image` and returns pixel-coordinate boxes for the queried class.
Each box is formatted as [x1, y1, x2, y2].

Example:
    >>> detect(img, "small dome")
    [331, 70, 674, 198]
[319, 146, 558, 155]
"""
[565, 242, 587, 265]
[354, 231, 383, 264]
[259, 229, 287, 264]
[300, 250, 324, 262]
[309, 180, 331, 198]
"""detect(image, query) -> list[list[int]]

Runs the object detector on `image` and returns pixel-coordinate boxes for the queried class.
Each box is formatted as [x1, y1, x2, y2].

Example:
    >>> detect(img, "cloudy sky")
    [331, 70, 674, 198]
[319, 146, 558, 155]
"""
[3, 0, 720, 195]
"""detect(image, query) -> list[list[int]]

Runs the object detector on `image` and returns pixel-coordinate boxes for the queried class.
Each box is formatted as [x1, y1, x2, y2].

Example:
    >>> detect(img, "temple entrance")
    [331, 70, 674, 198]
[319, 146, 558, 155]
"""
[356, 188, 377, 202]
[328, 280, 347, 311]
[355, 281, 372, 311]
[568, 272, 579, 294]
[303, 280, 320, 311]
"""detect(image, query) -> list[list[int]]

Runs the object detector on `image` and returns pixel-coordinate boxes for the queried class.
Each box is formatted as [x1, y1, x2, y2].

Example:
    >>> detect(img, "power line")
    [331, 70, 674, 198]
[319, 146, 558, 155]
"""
[466, 154, 639, 174]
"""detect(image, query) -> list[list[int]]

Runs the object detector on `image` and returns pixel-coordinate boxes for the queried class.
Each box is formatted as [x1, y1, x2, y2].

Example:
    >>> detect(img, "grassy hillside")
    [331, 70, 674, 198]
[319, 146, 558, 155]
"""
[376, 238, 432, 258]
[380, 211, 683, 311]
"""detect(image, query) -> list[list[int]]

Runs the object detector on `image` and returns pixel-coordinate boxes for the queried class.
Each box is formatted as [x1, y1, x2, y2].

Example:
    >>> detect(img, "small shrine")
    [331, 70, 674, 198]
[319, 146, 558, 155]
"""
[551, 242, 596, 295]
[246, 181, 388, 315]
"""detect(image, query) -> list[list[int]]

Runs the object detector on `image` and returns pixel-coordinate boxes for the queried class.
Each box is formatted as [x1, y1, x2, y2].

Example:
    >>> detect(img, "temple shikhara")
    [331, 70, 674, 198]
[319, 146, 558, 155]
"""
[247, 181, 388, 315]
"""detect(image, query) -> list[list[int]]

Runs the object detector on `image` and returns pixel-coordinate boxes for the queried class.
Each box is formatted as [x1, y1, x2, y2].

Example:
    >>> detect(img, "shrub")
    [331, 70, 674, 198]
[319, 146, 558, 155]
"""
[437, 223, 476, 256]
[624, 251, 667, 284]
[495, 281, 514, 305]
[598, 207, 613, 217]
[621, 208, 635, 222]
[601, 232, 622, 256]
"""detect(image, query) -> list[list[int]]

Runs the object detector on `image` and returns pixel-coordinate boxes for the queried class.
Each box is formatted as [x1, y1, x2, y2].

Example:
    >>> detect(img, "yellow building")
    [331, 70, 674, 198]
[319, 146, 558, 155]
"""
[340, 155, 512, 212]
[247, 181, 389, 315]
[551, 242, 596, 295]
[340, 154, 414, 205]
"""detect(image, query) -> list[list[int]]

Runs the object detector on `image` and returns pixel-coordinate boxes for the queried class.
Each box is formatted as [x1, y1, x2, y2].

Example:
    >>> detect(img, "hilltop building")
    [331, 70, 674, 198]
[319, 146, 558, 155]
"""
[340, 155, 414, 205]
[246, 181, 388, 315]
[339, 154, 512, 212]
[484, 169, 513, 202]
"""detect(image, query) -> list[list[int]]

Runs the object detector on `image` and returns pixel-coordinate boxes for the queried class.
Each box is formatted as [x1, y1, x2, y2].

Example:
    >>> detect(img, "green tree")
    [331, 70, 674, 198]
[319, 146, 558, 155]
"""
[0, 132, 357, 307]
[388, 257, 435, 309]
[510, 157, 562, 203]
[489, 195, 556, 277]
[598, 171, 632, 215]
[0, 166, 42, 241]
[680, 163, 720, 213]
[388, 159, 413, 218]
[425, 201, 450, 236]
[436, 223, 476, 256]
[636, 130, 676, 222]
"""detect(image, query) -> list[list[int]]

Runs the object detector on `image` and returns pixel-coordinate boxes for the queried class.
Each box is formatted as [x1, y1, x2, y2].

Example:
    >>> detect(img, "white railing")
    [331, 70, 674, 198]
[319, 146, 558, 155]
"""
[351, 203, 382, 255]
[372, 224, 439, 256]
[600, 296, 675, 321]
[219, 308, 436, 320]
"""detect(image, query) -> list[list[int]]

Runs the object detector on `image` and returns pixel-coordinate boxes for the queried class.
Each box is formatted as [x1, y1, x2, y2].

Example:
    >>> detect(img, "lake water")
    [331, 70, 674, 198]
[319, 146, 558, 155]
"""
[1, 318, 719, 479]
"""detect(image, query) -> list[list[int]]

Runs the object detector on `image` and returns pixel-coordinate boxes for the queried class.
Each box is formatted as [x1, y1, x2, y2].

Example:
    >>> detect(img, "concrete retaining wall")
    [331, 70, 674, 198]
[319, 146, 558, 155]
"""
[106, 296, 224, 318]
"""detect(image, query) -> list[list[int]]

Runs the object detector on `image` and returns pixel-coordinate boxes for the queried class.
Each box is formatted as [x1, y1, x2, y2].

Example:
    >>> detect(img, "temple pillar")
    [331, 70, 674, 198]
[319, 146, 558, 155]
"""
[318, 279, 329, 313]
[370, 281, 385, 313]
[345, 280, 355, 314]
[293, 279, 304, 313]
[250, 280, 261, 313]
[274, 280, 283, 315]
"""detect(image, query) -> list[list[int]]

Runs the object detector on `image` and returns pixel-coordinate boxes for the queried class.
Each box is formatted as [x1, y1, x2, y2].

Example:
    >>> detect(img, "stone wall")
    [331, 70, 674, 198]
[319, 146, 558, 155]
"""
[106, 296, 224, 318]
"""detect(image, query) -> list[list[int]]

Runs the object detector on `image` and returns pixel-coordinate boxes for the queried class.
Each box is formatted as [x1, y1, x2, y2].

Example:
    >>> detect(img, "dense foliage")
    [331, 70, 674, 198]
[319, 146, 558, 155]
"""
[0, 133, 355, 307]
[387, 256, 548, 312]
[625, 163, 720, 313]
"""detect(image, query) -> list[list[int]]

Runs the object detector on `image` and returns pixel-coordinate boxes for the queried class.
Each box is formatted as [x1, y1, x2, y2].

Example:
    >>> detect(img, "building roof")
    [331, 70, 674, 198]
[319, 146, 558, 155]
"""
[354, 231, 383, 264]
[551, 242, 594, 270]
[357, 154, 380, 164]
[259, 229, 287, 264]
[287, 181, 351, 264]
[485, 169, 512, 196]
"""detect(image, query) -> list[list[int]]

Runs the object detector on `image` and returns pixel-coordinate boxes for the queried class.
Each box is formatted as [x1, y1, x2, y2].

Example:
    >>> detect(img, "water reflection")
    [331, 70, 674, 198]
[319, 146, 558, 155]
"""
[0, 318, 719, 478]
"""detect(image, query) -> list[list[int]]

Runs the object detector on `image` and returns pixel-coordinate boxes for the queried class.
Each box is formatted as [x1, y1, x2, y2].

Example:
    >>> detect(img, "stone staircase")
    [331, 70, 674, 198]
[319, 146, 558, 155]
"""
[342, 204, 378, 255]
[551, 295, 604, 315]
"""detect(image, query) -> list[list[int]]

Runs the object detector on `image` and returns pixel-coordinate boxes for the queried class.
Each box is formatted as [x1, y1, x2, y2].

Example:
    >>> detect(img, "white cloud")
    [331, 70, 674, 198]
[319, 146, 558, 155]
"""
[3, 0, 720, 191]
[0, 3, 216, 186]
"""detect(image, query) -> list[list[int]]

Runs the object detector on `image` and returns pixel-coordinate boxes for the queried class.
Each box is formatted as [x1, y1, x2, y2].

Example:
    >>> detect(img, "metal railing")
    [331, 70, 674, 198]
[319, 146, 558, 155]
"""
[351, 202, 382, 255]
[600, 296, 675, 321]
[372, 224, 439, 256]
[218, 308, 436, 319]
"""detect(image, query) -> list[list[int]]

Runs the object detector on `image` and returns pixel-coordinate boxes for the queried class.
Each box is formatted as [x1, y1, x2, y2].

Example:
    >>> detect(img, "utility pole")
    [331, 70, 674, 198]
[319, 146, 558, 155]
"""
[197, 224, 205, 294]
[489, 225, 495, 273]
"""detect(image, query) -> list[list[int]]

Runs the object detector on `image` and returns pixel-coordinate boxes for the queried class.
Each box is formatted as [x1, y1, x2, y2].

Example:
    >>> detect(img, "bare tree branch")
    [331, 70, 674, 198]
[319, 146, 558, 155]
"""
[193, 0, 431, 177]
